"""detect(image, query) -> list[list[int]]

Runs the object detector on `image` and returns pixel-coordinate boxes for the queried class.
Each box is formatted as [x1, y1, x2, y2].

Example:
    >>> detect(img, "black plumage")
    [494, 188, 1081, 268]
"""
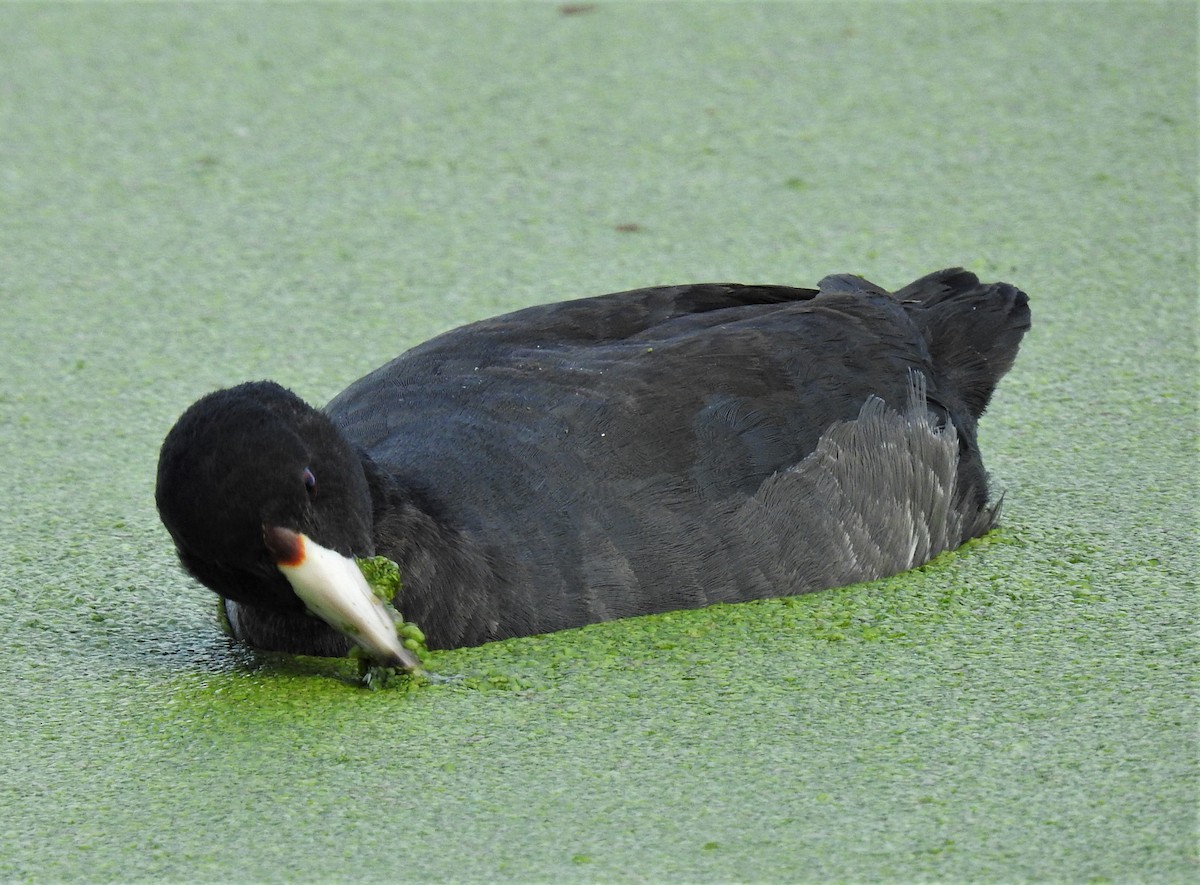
[156, 267, 1030, 659]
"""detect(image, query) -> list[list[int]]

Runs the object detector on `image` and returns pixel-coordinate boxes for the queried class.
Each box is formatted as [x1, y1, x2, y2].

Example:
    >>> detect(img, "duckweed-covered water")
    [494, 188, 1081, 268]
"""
[0, 3, 1195, 881]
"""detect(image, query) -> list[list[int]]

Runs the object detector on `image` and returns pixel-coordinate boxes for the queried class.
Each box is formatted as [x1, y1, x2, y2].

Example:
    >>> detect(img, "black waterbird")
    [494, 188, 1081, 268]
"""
[156, 268, 1030, 668]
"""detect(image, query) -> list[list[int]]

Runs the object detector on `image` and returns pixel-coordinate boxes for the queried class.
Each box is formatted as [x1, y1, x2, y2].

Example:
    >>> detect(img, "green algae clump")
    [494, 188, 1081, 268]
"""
[357, 555, 403, 604]
[353, 555, 431, 690]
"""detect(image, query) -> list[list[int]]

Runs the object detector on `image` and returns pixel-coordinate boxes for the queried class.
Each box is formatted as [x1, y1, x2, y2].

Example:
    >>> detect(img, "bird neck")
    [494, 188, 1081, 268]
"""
[360, 455, 503, 649]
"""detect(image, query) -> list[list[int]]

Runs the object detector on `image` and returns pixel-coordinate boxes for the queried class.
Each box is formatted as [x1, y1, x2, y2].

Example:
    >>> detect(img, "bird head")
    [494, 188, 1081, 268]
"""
[155, 381, 418, 670]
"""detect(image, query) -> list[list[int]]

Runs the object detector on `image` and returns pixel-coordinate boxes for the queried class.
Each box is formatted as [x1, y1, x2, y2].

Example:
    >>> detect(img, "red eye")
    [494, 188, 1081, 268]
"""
[302, 468, 316, 496]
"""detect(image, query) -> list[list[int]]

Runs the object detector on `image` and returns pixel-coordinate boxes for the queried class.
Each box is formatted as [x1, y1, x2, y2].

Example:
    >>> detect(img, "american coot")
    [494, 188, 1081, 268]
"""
[156, 267, 1030, 669]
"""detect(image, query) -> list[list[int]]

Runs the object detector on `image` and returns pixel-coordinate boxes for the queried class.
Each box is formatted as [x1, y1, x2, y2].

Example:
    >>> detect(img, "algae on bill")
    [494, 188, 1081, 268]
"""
[354, 555, 430, 689]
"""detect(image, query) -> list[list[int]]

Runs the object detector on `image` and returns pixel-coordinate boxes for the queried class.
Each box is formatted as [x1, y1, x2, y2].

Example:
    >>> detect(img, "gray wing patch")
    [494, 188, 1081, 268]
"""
[734, 373, 998, 592]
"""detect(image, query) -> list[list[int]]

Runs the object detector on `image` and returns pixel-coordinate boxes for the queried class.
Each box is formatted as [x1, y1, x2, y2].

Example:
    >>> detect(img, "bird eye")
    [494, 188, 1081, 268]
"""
[302, 467, 317, 496]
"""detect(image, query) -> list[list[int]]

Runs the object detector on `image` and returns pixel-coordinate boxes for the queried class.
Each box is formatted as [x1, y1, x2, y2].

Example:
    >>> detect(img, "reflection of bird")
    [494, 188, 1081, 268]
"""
[156, 267, 1030, 667]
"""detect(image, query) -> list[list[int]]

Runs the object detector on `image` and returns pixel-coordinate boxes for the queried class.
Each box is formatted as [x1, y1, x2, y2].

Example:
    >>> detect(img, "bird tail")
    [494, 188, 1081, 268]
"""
[897, 268, 1031, 417]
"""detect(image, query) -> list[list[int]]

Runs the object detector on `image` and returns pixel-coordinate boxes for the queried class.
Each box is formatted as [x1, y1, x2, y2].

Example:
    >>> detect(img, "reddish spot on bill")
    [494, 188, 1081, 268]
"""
[263, 525, 305, 566]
